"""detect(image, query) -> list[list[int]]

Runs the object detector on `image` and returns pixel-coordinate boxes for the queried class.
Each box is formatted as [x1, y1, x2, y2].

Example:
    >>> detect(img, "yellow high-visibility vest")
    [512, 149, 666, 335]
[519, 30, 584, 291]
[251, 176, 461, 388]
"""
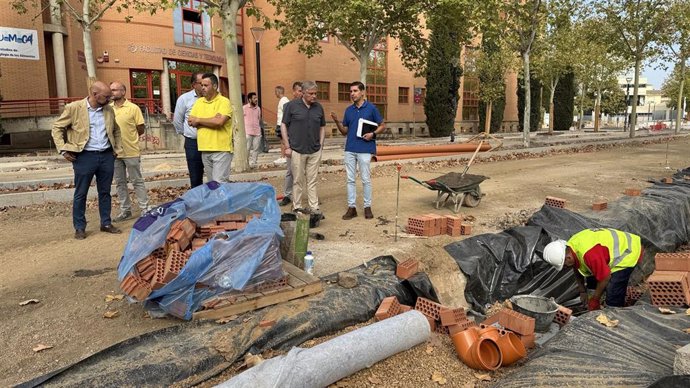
[567, 228, 642, 277]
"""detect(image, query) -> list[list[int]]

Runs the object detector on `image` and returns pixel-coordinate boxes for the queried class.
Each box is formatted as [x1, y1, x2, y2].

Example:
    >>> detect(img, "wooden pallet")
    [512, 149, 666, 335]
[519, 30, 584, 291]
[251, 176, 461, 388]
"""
[192, 260, 323, 320]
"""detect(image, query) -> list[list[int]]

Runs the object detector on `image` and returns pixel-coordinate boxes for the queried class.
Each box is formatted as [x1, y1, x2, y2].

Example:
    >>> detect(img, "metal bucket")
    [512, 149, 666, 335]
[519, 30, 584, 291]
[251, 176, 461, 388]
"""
[509, 295, 559, 333]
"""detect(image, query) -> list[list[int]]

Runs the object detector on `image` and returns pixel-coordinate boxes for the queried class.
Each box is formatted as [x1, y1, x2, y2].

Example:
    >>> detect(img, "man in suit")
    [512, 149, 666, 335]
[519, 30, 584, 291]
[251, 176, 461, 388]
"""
[52, 81, 123, 239]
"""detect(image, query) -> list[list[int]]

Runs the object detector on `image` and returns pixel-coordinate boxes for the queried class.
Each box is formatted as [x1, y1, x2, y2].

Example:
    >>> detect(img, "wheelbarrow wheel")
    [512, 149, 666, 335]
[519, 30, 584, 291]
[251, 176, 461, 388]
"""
[463, 187, 482, 208]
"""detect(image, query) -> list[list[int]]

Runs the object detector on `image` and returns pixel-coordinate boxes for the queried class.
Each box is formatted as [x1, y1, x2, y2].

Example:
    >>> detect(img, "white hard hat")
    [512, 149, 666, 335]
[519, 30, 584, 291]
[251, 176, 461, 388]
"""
[543, 240, 567, 271]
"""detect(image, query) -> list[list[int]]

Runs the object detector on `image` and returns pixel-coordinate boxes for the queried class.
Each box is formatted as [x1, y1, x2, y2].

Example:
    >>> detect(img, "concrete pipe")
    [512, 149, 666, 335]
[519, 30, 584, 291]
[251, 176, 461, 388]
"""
[217, 310, 431, 388]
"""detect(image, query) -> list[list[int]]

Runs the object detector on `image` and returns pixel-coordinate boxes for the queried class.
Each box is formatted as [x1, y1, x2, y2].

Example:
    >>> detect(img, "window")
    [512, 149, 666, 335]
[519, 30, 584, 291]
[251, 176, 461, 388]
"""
[338, 83, 350, 102]
[173, 1, 212, 50]
[130, 70, 163, 114]
[316, 81, 330, 101]
[398, 87, 409, 104]
[366, 40, 388, 118]
[462, 77, 479, 121]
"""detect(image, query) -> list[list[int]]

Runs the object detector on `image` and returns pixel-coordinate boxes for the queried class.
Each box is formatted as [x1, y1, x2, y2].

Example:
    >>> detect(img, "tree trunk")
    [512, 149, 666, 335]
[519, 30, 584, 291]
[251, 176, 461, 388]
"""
[359, 51, 369, 84]
[548, 84, 555, 134]
[484, 100, 493, 135]
[594, 89, 601, 132]
[522, 51, 531, 147]
[629, 59, 641, 138]
[222, 1, 248, 172]
[578, 82, 585, 130]
[82, 2, 96, 84]
[675, 59, 685, 135]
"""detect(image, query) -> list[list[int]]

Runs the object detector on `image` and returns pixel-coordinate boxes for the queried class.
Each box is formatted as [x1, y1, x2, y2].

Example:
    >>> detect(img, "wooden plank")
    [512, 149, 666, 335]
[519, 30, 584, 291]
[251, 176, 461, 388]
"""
[283, 260, 320, 284]
[193, 281, 323, 320]
[286, 273, 307, 288]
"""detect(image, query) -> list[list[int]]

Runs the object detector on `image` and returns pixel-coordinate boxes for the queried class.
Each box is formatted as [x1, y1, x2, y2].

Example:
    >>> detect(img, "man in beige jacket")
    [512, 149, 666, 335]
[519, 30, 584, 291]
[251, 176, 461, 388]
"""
[52, 81, 123, 239]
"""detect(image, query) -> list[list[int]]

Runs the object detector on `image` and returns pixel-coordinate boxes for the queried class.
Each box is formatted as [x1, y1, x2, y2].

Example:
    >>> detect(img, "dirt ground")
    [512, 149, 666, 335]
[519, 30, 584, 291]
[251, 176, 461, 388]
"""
[1, 136, 688, 386]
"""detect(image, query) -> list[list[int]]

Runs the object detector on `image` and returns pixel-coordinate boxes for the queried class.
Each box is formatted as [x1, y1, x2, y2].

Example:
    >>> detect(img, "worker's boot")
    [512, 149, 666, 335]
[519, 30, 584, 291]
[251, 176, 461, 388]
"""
[342, 207, 357, 220]
[364, 207, 374, 219]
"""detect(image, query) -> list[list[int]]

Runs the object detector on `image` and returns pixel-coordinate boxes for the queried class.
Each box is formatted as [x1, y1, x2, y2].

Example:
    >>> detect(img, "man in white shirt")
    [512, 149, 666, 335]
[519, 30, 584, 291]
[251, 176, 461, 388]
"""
[173, 73, 205, 187]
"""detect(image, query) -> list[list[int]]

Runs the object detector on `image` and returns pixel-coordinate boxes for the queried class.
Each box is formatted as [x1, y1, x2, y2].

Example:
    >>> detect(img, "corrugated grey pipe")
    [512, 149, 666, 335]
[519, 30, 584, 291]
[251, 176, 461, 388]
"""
[217, 310, 431, 388]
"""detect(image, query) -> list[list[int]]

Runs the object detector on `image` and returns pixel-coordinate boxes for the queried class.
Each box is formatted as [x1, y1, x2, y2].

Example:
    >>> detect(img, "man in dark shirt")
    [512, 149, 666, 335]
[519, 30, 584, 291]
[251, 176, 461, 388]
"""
[280, 81, 326, 214]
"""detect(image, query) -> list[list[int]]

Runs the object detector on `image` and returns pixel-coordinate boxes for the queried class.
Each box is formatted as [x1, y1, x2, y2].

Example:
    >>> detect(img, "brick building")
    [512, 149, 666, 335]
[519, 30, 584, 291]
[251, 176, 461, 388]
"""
[0, 0, 517, 149]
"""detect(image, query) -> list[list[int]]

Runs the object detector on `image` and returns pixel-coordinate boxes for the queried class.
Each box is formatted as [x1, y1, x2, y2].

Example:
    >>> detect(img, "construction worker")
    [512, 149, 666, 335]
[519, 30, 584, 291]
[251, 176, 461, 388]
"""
[543, 228, 643, 310]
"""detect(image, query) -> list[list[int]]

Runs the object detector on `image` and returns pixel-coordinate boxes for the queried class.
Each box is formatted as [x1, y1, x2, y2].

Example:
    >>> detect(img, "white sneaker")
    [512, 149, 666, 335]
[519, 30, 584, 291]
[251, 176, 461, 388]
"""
[274, 157, 287, 165]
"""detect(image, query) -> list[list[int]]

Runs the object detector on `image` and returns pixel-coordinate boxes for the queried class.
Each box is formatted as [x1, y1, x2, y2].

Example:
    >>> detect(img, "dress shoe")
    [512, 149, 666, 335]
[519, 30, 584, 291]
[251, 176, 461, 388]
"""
[74, 229, 86, 240]
[100, 224, 122, 234]
[364, 207, 374, 219]
[342, 207, 357, 220]
[279, 196, 292, 206]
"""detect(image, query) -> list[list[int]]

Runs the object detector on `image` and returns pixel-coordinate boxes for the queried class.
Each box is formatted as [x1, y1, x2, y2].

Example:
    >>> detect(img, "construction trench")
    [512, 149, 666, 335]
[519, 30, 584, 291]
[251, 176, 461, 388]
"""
[15, 165, 690, 388]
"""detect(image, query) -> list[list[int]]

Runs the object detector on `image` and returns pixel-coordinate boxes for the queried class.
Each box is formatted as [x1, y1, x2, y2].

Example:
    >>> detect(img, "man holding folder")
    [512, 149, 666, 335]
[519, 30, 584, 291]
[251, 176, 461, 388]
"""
[332, 81, 385, 220]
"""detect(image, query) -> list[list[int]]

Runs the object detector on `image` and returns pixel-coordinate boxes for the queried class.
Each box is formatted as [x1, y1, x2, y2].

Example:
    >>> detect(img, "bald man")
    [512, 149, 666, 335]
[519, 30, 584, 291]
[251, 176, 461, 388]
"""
[110, 81, 149, 222]
[52, 81, 123, 239]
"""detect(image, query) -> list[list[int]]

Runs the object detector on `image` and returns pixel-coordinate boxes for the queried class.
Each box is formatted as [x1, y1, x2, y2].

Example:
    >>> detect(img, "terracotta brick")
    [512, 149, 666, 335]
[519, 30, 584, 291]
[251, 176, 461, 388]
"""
[647, 270, 690, 306]
[481, 313, 501, 326]
[414, 297, 445, 320]
[399, 305, 413, 313]
[592, 201, 608, 211]
[375, 296, 402, 321]
[545, 196, 567, 209]
[439, 307, 467, 326]
[178, 218, 196, 239]
[396, 259, 419, 279]
[625, 286, 643, 306]
[624, 188, 641, 196]
[662, 177, 673, 184]
[446, 225, 461, 237]
[447, 319, 477, 335]
[425, 316, 437, 332]
[518, 332, 536, 349]
[259, 319, 276, 328]
[497, 309, 535, 335]
[460, 223, 472, 236]
[655, 253, 690, 272]
[445, 215, 463, 229]
[423, 213, 445, 236]
[407, 215, 435, 237]
[192, 238, 208, 250]
[553, 305, 572, 327]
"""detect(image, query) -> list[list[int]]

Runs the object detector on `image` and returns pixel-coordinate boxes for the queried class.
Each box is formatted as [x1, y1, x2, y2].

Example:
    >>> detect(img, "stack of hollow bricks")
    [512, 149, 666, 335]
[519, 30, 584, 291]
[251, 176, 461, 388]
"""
[374, 296, 477, 336]
[407, 214, 472, 237]
[482, 308, 537, 349]
[120, 212, 262, 302]
[647, 252, 690, 307]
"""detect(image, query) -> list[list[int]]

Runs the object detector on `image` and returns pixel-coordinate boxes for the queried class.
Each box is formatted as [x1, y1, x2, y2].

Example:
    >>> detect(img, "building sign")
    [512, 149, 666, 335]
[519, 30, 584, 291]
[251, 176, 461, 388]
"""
[127, 44, 225, 64]
[0, 27, 39, 60]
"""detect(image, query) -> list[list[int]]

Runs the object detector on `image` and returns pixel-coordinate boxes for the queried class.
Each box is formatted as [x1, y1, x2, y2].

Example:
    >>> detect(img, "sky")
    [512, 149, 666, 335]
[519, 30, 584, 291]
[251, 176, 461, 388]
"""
[642, 59, 672, 90]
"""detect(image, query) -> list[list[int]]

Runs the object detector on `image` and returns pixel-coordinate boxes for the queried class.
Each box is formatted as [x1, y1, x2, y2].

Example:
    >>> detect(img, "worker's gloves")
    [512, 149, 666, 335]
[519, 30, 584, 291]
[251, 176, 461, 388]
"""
[588, 298, 601, 311]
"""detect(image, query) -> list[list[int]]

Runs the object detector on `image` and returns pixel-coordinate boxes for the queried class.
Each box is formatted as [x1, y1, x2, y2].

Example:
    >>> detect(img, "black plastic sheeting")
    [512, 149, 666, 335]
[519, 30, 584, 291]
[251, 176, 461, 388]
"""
[445, 167, 690, 313]
[493, 303, 690, 387]
[19, 256, 438, 387]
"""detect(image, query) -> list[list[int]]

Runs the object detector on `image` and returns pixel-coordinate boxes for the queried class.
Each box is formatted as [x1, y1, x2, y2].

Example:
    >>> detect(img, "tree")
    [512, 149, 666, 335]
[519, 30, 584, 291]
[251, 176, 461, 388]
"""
[595, 0, 669, 137]
[500, 0, 546, 147]
[661, 66, 690, 111]
[267, 0, 428, 83]
[553, 69, 575, 131]
[661, 0, 690, 133]
[517, 73, 542, 132]
[472, 40, 515, 135]
[570, 19, 627, 131]
[11, 0, 144, 83]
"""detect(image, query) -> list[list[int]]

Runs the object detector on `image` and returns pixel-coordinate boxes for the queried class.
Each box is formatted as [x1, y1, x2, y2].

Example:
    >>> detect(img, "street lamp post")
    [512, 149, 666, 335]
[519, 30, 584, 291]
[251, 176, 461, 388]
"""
[250, 26, 266, 152]
[623, 77, 632, 131]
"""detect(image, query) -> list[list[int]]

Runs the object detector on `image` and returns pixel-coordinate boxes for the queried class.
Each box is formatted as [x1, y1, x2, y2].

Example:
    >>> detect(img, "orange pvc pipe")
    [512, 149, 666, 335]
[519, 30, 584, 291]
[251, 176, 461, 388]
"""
[496, 332, 527, 366]
[372, 152, 462, 162]
[450, 327, 503, 371]
[376, 143, 491, 156]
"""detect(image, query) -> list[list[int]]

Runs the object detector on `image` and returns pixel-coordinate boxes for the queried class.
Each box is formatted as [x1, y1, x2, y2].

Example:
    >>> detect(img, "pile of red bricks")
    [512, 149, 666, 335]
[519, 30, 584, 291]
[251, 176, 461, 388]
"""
[482, 307, 537, 349]
[374, 296, 478, 336]
[120, 212, 262, 302]
[407, 213, 472, 237]
[647, 252, 690, 307]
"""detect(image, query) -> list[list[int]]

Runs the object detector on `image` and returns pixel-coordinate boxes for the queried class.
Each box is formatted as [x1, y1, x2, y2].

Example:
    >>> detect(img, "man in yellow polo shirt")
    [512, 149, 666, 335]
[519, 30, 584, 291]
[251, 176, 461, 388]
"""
[109, 81, 149, 221]
[188, 73, 234, 183]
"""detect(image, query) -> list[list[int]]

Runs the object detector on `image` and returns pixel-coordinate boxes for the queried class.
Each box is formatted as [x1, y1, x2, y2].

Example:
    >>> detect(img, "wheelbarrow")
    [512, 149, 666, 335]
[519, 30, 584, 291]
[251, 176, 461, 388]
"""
[402, 172, 489, 213]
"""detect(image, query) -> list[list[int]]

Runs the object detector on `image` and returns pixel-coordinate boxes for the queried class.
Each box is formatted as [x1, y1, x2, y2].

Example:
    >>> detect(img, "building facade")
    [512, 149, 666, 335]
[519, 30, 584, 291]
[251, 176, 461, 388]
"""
[0, 0, 518, 149]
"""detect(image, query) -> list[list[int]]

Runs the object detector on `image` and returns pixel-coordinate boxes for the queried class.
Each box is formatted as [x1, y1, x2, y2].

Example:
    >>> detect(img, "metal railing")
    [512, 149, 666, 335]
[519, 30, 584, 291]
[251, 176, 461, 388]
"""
[0, 98, 82, 118]
[131, 98, 164, 115]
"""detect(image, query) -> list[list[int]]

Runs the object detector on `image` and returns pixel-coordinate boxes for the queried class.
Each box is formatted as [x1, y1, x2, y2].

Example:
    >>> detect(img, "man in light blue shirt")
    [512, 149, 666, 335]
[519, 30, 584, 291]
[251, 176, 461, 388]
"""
[173, 73, 205, 187]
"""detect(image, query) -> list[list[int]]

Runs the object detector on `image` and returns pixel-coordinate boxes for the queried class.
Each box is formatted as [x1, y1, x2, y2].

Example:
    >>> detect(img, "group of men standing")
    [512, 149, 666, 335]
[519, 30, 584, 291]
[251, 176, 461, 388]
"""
[52, 81, 150, 240]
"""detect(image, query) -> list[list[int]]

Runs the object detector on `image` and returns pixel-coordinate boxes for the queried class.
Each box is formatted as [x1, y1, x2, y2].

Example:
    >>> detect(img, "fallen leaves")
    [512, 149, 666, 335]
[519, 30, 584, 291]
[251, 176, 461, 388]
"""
[432, 371, 447, 385]
[596, 313, 619, 328]
[683, 328, 690, 334]
[215, 315, 238, 324]
[474, 373, 492, 381]
[425, 345, 434, 355]
[103, 311, 119, 319]
[19, 299, 39, 306]
[367, 374, 382, 385]
[659, 307, 677, 315]
[105, 294, 124, 302]
[32, 344, 53, 352]
[685, 308, 690, 316]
